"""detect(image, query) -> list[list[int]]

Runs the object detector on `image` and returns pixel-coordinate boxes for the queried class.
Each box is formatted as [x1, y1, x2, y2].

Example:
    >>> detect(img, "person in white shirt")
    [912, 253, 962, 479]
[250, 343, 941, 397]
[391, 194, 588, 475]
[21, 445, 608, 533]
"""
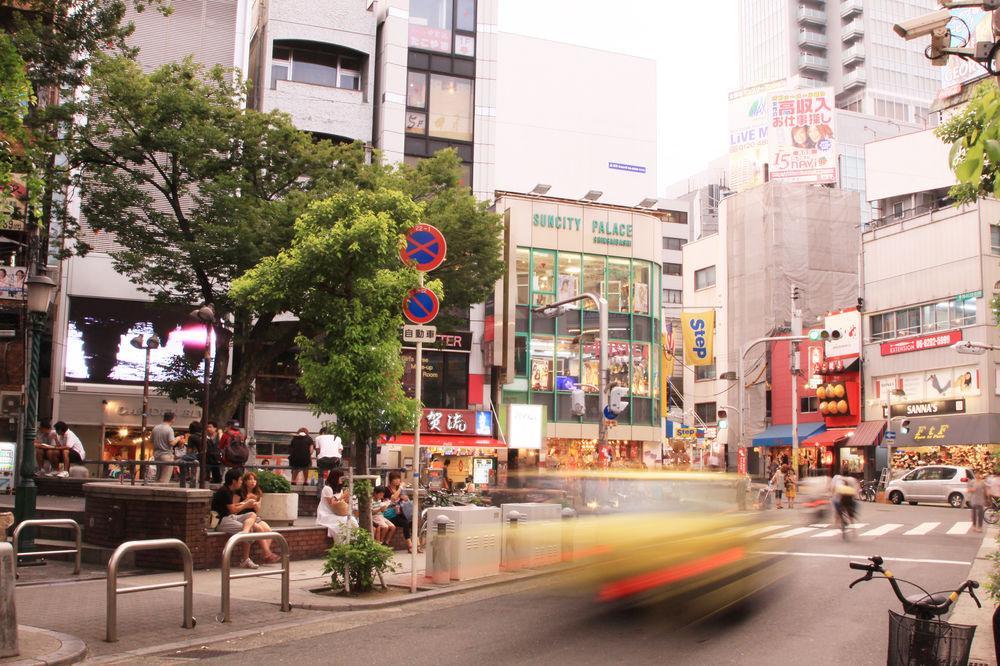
[314, 427, 343, 482]
[50, 421, 85, 477]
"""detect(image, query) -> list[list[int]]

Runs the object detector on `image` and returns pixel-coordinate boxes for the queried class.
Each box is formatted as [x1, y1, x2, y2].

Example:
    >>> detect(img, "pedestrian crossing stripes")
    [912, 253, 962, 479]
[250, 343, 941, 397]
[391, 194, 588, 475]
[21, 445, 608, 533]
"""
[750, 520, 979, 539]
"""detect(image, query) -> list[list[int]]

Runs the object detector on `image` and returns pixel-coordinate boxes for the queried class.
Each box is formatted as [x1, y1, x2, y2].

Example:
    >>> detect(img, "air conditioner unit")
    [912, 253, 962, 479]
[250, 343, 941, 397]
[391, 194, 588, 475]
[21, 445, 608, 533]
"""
[0, 393, 20, 416]
[500, 503, 562, 569]
[424, 505, 501, 581]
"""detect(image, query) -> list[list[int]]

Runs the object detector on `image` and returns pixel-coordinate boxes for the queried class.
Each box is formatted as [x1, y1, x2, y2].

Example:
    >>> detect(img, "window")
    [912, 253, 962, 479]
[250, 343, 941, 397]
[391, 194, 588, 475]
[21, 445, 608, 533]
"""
[428, 74, 473, 141]
[632, 262, 650, 314]
[694, 401, 717, 424]
[992, 224, 1000, 254]
[270, 43, 362, 91]
[663, 237, 687, 251]
[869, 295, 979, 342]
[800, 396, 819, 413]
[892, 201, 904, 219]
[515, 248, 530, 305]
[663, 289, 683, 305]
[694, 363, 716, 380]
[409, 0, 453, 53]
[695, 265, 717, 290]
[607, 258, 631, 312]
[662, 211, 688, 225]
[455, 0, 475, 32]
[662, 262, 682, 276]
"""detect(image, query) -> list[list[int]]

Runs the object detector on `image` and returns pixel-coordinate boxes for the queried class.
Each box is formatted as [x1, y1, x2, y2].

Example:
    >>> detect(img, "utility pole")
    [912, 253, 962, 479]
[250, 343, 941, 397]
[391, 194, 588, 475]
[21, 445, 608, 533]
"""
[790, 285, 802, 476]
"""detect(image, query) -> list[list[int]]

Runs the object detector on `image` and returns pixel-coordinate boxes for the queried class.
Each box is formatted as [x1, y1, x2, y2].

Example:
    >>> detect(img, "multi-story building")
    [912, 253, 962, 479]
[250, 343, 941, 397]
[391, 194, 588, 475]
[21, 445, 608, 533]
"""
[861, 127, 1000, 473]
[737, 0, 939, 123]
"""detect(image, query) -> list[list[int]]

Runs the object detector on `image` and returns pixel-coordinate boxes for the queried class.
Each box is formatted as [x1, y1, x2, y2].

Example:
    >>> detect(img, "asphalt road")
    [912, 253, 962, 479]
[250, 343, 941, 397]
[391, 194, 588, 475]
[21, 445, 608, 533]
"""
[192, 503, 986, 666]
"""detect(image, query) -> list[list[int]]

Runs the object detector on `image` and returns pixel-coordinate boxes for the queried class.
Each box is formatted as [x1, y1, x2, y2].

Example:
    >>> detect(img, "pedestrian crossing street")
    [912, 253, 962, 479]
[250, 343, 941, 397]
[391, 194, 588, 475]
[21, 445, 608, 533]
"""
[751, 520, 978, 540]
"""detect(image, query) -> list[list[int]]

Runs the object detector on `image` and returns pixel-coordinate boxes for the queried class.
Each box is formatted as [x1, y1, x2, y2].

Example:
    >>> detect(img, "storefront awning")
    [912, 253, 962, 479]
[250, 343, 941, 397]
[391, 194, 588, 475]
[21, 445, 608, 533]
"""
[381, 434, 507, 448]
[801, 428, 850, 447]
[849, 421, 886, 448]
[893, 413, 1000, 447]
[751, 423, 826, 447]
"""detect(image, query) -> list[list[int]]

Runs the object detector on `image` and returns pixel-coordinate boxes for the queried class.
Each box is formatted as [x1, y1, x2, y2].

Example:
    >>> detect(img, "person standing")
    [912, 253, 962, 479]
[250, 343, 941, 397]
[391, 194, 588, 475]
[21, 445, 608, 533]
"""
[770, 464, 786, 509]
[178, 421, 203, 487]
[288, 427, 314, 485]
[151, 411, 184, 483]
[219, 420, 249, 470]
[968, 470, 988, 533]
[205, 421, 223, 484]
[785, 467, 798, 509]
[314, 427, 343, 481]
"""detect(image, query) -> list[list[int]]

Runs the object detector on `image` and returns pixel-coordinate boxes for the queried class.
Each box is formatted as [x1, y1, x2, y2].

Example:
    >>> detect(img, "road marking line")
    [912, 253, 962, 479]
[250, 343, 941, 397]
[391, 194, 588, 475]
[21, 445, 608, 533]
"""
[904, 522, 939, 536]
[758, 551, 971, 566]
[764, 527, 817, 540]
[749, 525, 790, 536]
[811, 523, 867, 538]
[859, 523, 903, 537]
[947, 522, 972, 535]
[809, 523, 830, 528]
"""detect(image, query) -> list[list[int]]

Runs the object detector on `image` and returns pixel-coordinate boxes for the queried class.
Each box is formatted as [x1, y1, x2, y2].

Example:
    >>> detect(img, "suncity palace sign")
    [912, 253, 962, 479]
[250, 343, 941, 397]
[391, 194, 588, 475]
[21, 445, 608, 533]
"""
[532, 213, 633, 247]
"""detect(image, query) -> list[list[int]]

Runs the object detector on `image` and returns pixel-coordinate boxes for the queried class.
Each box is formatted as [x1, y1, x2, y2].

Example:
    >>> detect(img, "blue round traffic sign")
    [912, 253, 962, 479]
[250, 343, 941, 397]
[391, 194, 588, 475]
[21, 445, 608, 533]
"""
[403, 288, 440, 324]
[400, 224, 447, 272]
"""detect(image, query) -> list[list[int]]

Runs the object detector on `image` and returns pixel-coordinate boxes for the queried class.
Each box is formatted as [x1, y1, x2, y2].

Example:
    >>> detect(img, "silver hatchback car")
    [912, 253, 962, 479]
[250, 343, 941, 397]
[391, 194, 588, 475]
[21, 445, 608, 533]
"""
[886, 465, 976, 508]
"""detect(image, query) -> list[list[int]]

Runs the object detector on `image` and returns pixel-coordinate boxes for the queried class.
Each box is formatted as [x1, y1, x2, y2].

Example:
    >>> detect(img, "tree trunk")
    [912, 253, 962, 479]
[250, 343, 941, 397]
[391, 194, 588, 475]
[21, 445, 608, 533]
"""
[355, 436, 373, 532]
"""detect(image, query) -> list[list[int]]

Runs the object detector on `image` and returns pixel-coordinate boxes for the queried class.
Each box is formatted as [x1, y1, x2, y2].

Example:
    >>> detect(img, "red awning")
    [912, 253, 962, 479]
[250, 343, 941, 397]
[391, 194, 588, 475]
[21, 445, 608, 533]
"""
[848, 421, 886, 448]
[801, 428, 850, 447]
[381, 434, 506, 448]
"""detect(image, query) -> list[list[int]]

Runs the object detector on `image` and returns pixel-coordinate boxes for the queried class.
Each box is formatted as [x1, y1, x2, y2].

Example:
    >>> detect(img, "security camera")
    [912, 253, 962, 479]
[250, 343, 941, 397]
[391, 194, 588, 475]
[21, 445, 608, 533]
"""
[893, 8, 951, 40]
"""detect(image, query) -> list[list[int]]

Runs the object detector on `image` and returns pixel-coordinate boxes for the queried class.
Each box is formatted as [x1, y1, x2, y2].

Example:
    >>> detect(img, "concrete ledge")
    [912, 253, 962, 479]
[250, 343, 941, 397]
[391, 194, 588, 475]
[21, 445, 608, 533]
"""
[82, 483, 212, 502]
[0, 625, 87, 665]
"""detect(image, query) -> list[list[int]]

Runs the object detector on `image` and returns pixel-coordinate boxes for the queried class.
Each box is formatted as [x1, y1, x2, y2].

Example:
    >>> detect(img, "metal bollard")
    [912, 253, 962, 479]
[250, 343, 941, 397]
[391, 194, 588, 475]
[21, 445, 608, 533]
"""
[430, 515, 451, 585]
[560, 507, 577, 563]
[0, 543, 17, 658]
[505, 511, 523, 571]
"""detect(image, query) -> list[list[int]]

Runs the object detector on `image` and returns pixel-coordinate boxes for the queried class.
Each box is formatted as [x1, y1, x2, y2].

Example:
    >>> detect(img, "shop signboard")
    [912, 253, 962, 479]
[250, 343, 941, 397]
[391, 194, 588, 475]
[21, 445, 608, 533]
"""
[885, 398, 966, 419]
[507, 403, 544, 449]
[880, 329, 962, 356]
[824, 309, 861, 359]
[767, 87, 837, 185]
[419, 409, 485, 436]
[737, 446, 747, 475]
[472, 457, 492, 485]
[0, 441, 14, 490]
[892, 413, 1000, 447]
[676, 427, 699, 439]
[475, 411, 492, 436]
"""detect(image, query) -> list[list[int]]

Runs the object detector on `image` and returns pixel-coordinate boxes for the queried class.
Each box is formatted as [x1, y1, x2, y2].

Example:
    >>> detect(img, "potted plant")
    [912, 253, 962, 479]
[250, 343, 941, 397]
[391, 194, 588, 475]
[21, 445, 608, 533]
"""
[256, 469, 299, 526]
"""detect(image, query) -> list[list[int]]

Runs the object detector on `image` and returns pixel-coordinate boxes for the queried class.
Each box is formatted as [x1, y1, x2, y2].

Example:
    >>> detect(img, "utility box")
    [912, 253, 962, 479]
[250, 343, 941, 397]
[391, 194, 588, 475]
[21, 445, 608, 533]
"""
[424, 505, 501, 581]
[500, 503, 561, 569]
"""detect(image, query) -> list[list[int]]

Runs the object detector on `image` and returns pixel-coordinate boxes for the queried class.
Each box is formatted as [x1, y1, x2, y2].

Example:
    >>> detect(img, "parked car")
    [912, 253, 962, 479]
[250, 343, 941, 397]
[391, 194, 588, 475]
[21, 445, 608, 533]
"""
[885, 465, 975, 508]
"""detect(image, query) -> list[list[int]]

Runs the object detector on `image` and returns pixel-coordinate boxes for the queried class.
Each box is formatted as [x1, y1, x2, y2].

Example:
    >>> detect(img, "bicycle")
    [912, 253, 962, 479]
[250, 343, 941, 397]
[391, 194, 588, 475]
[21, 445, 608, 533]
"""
[984, 496, 1000, 525]
[859, 480, 878, 503]
[848, 555, 980, 666]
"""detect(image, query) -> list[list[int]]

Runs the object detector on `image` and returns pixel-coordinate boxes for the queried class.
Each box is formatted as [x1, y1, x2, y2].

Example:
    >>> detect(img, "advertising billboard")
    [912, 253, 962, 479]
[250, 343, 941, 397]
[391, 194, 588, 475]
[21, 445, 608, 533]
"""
[824, 309, 862, 359]
[767, 87, 837, 184]
[681, 310, 715, 367]
[727, 82, 782, 192]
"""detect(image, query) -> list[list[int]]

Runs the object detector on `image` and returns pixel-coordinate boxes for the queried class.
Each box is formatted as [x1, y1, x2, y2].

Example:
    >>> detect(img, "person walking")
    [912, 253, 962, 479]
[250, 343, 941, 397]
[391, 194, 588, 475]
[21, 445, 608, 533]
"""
[968, 470, 987, 533]
[151, 411, 185, 483]
[770, 464, 786, 509]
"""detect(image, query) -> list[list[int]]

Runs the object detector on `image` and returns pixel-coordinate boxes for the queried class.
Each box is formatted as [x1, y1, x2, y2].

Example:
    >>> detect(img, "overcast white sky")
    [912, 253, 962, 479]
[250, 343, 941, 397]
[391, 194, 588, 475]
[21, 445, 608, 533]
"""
[497, 0, 739, 192]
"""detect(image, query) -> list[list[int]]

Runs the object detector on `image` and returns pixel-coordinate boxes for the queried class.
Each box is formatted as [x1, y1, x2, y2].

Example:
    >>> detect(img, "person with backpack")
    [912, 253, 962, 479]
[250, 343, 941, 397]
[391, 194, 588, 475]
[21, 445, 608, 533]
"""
[220, 420, 250, 470]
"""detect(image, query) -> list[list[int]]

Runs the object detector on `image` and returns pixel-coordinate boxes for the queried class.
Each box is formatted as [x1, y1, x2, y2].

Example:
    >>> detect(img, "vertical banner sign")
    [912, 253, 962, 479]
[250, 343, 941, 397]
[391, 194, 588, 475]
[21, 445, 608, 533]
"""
[681, 311, 715, 367]
[767, 87, 837, 184]
[727, 82, 782, 192]
[660, 321, 675, 418]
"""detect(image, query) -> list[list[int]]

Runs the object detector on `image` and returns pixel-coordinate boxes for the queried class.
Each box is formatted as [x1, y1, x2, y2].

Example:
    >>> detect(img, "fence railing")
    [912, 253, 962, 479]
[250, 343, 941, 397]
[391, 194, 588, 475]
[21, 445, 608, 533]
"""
[218, 531, 290, 623]
[11, 519, 81, 576]
[106, 538, 194, 642]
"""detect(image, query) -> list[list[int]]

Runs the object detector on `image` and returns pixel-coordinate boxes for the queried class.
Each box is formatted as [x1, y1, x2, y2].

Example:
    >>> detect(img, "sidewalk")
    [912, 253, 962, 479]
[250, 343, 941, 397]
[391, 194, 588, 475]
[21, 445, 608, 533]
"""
[950, 525, 998, 666]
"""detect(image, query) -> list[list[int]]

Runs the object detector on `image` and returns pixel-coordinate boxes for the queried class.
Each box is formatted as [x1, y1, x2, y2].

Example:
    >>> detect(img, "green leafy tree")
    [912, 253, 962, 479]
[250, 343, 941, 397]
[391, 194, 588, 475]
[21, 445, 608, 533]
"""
[68, 55, 360, 421]
[0, 33, 40, 222]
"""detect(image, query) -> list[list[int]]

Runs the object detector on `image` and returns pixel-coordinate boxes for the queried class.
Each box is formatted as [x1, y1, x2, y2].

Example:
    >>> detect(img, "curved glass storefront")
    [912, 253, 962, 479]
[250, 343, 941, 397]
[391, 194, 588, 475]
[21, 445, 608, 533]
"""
[502, 247, 661, 426]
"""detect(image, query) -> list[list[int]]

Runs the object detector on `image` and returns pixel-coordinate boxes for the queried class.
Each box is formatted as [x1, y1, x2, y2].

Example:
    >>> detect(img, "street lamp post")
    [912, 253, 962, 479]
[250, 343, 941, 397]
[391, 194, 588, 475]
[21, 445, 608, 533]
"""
[129, 334, 161, 472]
[191, 305, 215, 489]
[14, 272, 57, 551]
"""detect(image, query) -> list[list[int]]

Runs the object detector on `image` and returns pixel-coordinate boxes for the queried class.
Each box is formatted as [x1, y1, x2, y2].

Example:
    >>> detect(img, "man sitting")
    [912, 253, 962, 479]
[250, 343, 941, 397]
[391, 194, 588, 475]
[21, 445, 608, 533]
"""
[35, 421, 86, 478]
[211, 468, 282, 569]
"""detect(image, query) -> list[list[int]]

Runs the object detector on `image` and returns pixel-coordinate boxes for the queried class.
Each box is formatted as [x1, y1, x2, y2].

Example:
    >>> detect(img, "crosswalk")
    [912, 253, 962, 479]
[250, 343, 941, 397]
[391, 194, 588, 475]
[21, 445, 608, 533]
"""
[753, 520, 978, 540]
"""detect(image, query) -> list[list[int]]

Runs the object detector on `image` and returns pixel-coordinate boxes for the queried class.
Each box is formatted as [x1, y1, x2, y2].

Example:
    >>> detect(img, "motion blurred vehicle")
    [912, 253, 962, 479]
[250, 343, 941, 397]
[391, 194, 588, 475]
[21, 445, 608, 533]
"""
[885, 465, 974, 508]
[527, 471, 785, 620]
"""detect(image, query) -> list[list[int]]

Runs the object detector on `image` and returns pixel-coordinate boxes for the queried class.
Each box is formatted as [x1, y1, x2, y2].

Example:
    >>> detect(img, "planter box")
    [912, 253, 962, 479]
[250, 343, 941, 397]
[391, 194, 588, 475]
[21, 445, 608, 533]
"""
[260, 493, 299, 526]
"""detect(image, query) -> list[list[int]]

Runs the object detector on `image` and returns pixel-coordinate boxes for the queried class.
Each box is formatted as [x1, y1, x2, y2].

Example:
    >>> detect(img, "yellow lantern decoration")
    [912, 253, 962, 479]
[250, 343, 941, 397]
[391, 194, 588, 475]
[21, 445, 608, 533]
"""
[816, 385, 826, 400]
[833, 384, 846, 399]
[837, 399, 848, 414]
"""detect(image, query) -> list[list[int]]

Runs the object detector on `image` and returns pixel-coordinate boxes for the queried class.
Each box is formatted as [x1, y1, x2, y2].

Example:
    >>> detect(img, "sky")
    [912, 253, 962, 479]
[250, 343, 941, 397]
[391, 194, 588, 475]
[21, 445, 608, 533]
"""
[497, 0, 740, 191]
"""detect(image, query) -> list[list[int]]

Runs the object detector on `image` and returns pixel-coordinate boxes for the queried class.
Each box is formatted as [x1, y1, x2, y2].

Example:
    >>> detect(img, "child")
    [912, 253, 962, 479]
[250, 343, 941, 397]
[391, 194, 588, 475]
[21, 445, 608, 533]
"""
[371, 485, 397, 545]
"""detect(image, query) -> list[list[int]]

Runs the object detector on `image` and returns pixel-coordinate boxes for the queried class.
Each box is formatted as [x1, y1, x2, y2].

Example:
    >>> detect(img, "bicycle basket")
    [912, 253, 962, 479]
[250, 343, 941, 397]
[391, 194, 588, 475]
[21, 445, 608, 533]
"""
[887, 610, 976, 666]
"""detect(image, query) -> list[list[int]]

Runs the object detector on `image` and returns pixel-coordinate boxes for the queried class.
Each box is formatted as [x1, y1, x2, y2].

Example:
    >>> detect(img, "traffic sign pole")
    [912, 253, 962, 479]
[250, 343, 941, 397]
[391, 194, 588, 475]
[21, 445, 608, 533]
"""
[411, 275, 422, 596]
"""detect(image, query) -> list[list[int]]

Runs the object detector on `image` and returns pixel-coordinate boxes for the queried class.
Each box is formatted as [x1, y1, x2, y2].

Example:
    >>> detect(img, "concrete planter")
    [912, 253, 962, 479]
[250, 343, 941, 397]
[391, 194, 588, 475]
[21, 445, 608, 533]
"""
[260, 493, 299, 526]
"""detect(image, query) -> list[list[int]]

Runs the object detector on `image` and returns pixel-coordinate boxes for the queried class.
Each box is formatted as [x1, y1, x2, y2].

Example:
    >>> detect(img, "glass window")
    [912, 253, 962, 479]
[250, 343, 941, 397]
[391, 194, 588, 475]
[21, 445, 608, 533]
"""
[800, 396, 818, 413]
[664, 289, 683, 304]
[607, 258, 631, 312]
[556, 338, 580, 390]
[632, 262, 650, 314]
[695, 401, 717, 424]
[406, 111, 427, 135]
[338, 57, 361, 90]
[896, 307, 920, 337]
[582, 256, 605, 306]
[662, 262, 682, 276]
[428, 74, 473, 141]
[609, 341, 630, 389]
[454, 34, 475, 57]
[951, 298, 976, 327]
[695, 363, 716, 380]
[455, 0, 475, 32]
[409, 0, 453, 53]
[992, 225, 1000, 254]
[870, 312, 894, 341]
[662, 237, 686, 251]
[515, 248, 530, 305]
[557, 254, 581, 303]
[271, 44, 362, 91]
[631, 344, 650, 396]
[514, 336, 527, 377]
[407, 71, 427, 108]
[531, 250, 555, 306]
[695, 265, 716, 290]
[291, 48, 340, 87]
[529, 336, 554, 391]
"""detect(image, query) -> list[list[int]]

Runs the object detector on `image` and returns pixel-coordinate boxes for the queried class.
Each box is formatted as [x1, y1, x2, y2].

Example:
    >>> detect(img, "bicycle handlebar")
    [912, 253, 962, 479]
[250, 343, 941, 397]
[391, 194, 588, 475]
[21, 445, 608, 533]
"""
[847, 556, 981, 615]
[849, 562, 870, 571]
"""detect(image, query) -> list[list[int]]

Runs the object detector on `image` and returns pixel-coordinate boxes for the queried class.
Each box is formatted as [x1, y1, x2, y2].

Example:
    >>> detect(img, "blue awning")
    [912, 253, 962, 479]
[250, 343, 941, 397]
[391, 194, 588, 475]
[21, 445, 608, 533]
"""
[751, 423, 826, 447]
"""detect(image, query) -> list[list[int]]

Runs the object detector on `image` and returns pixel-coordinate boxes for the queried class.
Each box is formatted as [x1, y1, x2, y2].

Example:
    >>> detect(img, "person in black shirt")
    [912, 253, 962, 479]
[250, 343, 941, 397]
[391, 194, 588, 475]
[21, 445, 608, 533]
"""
[211, 468, 281, 568]
[288, 428, 314, 485]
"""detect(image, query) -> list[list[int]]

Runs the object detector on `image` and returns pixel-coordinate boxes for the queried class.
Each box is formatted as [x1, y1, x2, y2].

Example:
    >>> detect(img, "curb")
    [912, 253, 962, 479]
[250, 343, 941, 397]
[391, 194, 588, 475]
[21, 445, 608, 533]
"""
[1, 626, 87, 666]
[950, 526, 998, 666]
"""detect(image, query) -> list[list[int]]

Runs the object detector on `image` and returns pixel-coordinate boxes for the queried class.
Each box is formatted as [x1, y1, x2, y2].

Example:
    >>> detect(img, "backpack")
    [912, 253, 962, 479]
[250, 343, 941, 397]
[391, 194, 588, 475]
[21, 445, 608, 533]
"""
[223, 430, 249, 466]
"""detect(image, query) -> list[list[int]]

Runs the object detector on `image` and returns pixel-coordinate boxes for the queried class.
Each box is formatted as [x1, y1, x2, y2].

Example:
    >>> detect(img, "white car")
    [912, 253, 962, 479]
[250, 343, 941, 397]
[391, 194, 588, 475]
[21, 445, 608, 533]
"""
[886, 465, 975, 508]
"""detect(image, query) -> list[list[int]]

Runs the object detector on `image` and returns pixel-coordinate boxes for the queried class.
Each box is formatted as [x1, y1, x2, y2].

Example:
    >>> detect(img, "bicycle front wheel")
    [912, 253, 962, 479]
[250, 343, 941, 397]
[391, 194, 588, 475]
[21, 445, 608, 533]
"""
[985, 507, 999, 525]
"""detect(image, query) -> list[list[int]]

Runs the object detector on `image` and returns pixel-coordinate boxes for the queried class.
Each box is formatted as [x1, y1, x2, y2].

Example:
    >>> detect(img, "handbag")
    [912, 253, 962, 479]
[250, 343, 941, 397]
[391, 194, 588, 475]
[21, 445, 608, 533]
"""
[382, 505, 398, 520]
